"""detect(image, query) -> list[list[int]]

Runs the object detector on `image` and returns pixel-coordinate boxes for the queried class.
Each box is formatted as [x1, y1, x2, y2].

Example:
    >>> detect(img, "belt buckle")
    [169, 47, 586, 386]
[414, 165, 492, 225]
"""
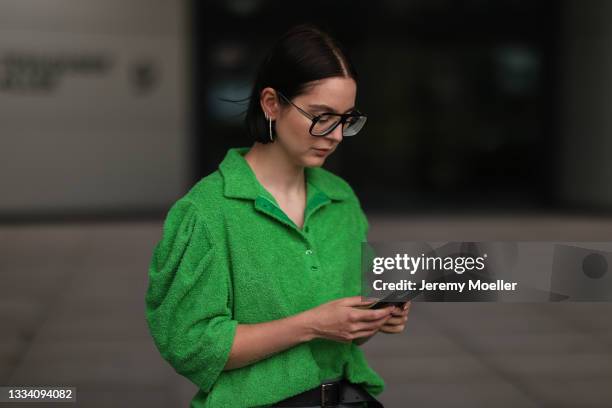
[321, 381, 340, 407]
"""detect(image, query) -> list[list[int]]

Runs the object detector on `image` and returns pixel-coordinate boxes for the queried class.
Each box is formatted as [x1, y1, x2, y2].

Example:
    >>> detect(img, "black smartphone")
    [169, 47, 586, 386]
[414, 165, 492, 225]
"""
[362, 290, 414, 309]
[369, 300, 407, 309]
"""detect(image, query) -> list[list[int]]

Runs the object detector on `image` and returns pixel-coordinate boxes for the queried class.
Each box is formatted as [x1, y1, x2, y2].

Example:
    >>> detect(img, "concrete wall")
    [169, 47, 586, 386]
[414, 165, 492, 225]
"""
[0, 0, 188, 214]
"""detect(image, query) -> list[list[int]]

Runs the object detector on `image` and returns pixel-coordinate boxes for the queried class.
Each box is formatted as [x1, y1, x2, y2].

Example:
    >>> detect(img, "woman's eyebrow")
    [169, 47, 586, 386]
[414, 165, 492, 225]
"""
[307, 103, 355, 113]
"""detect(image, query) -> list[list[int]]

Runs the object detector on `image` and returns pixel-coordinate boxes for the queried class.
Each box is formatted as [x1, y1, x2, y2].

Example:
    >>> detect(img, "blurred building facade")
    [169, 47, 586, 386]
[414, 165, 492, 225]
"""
[0, 0, 187, 218]
[1, 0, 611, 219]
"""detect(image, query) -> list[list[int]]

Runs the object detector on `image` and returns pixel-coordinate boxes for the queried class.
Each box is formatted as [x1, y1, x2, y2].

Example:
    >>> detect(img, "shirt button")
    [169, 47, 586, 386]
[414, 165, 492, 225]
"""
[305, 249, 313, 255]
[304, 226, 310, 233]
[311, 265, 318, 271]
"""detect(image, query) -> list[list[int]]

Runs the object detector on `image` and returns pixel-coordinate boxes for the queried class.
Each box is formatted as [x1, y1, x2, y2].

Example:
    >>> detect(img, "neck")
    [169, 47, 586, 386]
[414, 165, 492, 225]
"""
[244, 142, 306, 197]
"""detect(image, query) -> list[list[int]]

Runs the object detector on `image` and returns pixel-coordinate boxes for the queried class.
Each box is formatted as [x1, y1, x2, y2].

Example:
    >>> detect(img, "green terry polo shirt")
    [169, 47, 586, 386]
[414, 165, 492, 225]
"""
[145, 146, 385, 408]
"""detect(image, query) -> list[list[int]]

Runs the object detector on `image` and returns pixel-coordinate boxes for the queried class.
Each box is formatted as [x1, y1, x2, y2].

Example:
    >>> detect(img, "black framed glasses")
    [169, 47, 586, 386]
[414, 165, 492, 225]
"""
[277, 91, 367, 137]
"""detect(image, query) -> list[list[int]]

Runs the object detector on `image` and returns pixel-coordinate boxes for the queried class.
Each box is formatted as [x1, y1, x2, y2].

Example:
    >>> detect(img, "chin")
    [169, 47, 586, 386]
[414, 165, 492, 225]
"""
[302, 154, 327, 167]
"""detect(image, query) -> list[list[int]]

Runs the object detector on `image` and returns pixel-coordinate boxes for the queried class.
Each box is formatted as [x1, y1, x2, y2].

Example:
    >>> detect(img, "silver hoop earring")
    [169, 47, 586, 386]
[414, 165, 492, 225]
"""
[268, 117, 273, 142]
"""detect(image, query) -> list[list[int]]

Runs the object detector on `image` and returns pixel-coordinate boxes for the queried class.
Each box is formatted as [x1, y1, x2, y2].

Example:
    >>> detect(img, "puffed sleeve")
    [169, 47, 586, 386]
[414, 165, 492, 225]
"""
[145, 198, 237, 392]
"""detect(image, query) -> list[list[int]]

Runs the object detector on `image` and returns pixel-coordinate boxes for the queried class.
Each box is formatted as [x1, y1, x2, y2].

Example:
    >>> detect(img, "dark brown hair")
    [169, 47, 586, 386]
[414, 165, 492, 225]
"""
[245, 23, 358, 143]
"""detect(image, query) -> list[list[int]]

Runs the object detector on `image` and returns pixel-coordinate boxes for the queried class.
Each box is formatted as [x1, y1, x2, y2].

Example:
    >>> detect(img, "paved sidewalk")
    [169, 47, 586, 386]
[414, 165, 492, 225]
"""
[1, 215, 611, 407]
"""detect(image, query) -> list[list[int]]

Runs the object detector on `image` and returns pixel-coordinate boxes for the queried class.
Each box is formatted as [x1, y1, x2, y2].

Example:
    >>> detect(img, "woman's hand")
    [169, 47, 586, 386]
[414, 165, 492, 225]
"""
[302, 296, 394, 343]
[379, 301, 411, 334]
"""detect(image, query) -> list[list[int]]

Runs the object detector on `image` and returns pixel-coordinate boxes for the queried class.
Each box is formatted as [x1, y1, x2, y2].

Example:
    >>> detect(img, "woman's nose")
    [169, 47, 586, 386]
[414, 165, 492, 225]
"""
[326, 124, 344, 143]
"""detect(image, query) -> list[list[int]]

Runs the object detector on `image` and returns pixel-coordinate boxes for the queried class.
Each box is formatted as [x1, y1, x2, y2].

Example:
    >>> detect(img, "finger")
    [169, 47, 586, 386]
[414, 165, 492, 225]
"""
[351, 328, 379, 339]
[356, 306, 394, 322]
[382, 316, 405, 326]
[390, 307, 405, 317]
[380, 324, 405, 334]
[352, 316, 392, 332]
[352, 307, 391, 322]
[391, 308, 409, 317]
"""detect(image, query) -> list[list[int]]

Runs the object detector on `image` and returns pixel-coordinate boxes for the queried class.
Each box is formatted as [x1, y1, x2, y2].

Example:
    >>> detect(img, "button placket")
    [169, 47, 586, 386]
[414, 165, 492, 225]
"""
[301, 190, 327, 274]
[303, 235, 320, 273]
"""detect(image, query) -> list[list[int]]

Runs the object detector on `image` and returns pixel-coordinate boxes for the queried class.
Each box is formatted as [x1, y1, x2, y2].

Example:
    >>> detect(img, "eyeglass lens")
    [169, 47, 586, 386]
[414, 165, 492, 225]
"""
[312, 114, 367, 136]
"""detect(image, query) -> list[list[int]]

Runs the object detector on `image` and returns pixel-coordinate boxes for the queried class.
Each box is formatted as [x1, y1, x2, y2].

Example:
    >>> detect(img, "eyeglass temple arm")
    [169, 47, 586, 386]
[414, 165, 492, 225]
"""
[277, 91, 316, 120]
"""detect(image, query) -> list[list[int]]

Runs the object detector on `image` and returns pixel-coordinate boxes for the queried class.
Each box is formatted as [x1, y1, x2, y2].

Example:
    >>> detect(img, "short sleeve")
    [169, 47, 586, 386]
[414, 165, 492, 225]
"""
[145, 198, 237, 392]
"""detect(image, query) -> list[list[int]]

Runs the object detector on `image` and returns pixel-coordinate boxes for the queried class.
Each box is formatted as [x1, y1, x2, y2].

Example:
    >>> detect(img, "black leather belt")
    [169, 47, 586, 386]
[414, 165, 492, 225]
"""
[273, 379, 383, 407]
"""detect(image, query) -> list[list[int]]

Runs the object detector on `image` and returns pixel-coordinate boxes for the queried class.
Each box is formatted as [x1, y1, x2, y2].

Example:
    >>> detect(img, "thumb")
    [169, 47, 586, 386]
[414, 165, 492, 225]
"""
[341, 296, 379, 307]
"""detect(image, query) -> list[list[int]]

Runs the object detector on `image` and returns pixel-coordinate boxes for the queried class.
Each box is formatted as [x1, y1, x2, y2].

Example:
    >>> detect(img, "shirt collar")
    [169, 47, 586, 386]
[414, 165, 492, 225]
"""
[218, 146, 351, 202]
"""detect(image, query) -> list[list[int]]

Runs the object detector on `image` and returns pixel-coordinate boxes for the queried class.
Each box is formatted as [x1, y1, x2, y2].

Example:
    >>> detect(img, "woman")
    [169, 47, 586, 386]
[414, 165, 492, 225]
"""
[145, 24, 410, 408]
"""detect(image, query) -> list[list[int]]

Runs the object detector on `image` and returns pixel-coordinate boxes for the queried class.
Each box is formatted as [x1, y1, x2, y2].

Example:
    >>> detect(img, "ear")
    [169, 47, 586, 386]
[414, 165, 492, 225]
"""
[259, 87, 280, 120]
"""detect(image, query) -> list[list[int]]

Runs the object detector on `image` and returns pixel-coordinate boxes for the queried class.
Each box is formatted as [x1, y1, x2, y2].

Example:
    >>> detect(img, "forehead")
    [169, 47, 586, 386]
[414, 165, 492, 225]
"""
[294, 77, 357, 112]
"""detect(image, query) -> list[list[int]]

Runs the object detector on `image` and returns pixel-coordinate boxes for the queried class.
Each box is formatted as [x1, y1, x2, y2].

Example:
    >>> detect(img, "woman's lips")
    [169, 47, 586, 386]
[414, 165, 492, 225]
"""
[312, 147, 332, 154]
